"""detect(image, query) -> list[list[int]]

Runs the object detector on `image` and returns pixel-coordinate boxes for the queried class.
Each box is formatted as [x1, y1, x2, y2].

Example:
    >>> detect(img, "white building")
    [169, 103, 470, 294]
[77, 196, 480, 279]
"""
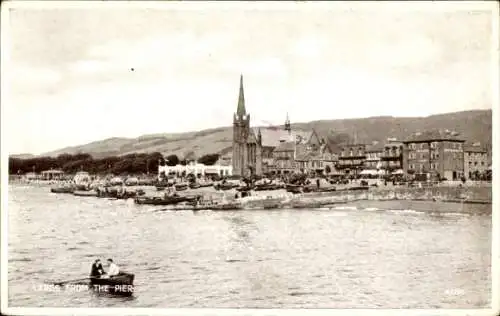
[158, 161, 232, 179]
[74, 171, 91, 185]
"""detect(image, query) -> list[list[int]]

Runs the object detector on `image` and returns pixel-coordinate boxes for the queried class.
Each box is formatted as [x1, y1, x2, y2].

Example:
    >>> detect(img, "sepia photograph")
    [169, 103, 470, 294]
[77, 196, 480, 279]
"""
[1, 1, 498, 315]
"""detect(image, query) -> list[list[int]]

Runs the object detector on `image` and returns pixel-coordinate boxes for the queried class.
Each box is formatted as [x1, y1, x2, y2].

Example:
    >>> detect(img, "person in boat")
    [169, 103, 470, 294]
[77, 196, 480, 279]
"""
[102, 258, 120, 278]
[90, 259, 104, 278]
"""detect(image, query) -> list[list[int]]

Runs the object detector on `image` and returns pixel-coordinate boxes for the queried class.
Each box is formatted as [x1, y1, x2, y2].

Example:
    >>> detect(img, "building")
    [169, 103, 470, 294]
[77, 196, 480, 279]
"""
[272, 141, 296, 175]
[364, 142, 384, 170]
[74, 171, 91, 185]
[254, 122, 317, 175]
[337, 143, 367, 176]
[23, 172, 38, 180]
[402, 130, 465, 181]
[40, 169, 65, 181]
[380, 139, 403, 175]
[232, 75, 262, 177]
[295, 141, 339, 175]
[265, 128, 333, 175]
[464, 143, 488, 180]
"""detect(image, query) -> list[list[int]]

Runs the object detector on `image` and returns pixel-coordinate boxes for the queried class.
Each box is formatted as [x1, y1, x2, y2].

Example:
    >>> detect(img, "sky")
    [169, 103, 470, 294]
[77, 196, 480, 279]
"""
[2, 1, 497, 155]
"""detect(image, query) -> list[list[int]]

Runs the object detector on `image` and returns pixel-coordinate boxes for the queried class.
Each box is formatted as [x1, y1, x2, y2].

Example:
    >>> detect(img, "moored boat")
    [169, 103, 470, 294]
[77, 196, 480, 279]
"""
[134, 195, 199, 205]
[50, 186, 75, 194]
[214, 182, 238, 191]
[236, 186, 253, 192]
[90, 272, 135, 296]
[156, 185, 167, 191]
[210, 202, 243, 211]
[285, 184, 303, 194]
[254, 184, 282, 191]
[73, 190, 98, 197]
[174, 183, 189, 191]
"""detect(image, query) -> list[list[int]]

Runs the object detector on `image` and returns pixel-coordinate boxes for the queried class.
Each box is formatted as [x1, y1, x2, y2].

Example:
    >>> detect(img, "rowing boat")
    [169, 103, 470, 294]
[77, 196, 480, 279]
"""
[73, 190, 98, 197]
[134, 195, 199, 205]
[50, 186, 75, 194]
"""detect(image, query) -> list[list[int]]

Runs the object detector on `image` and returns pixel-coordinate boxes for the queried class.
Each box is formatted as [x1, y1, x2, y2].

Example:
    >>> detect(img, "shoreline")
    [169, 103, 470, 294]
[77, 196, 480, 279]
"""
[8, 181, 492, 208]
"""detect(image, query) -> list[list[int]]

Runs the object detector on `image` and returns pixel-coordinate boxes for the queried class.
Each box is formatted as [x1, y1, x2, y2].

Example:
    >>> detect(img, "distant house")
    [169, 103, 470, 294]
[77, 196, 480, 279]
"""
[40, 169, 64, 181]
[24, 172, 38, 180]
[295, 140, 338, 175]
[364, 142, 384, 170]
[337, 143, 367, 176]
[380, 139, 404, 175]
[403, 130, 465, 180]
[74, 171, 91, 185]
[463, 143, 488, 180]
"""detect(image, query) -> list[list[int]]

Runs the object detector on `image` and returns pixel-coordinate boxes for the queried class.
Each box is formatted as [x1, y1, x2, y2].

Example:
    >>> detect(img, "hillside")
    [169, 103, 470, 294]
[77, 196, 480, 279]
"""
[9, 153, 36, 159]
[39, 110, 492, 159]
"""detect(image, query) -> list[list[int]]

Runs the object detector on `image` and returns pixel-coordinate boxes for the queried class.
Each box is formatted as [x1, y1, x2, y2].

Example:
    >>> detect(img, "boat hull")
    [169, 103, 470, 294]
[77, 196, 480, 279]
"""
[50, 187, 74, 194]
[134, 195, 198, 205]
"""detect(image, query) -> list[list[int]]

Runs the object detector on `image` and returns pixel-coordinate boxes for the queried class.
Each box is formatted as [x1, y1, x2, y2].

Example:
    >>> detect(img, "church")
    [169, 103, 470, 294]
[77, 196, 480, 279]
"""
[232, 75, 263, 177]
[232, 75, 332, 177]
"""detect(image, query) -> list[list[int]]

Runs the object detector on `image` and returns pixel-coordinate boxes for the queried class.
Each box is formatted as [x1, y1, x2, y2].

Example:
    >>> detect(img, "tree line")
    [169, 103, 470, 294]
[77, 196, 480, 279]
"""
[9, 152, 221, 175]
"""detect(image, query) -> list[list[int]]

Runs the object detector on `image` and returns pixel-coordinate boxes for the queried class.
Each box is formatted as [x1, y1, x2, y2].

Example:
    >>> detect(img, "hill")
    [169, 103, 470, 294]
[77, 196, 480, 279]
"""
[40, 110, 492, 159]
[9, 153, 36, 159]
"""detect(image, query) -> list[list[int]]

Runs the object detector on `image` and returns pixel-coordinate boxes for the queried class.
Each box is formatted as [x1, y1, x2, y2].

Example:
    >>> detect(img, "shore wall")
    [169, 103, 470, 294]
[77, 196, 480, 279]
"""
[298, 186, 491, 204]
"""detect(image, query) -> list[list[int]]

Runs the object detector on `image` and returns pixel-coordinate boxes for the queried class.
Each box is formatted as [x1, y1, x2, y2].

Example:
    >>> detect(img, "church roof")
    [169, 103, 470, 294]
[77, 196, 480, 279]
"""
[274, 141, 295, 152]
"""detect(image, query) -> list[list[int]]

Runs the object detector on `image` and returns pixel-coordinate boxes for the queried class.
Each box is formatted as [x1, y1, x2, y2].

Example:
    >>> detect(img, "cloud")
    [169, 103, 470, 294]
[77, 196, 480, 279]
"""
[70, 32, 230, 77]
[9, 63, 63, 88]
[292, 36, 325, 59]
[4, 5, 495, 154]
[224, 56, 288, 78]
[368, 36, 442, 70]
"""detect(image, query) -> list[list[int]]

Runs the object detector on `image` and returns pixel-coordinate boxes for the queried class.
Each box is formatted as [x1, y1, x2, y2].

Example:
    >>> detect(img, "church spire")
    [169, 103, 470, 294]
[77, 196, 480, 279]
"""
[284, 112, 291, 133]
[236, 74, 246, 117]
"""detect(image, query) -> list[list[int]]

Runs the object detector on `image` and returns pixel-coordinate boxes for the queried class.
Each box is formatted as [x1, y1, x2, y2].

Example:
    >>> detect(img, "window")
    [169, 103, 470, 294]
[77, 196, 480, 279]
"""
[481, 161, 485, 166]
[349, 150, 353, 157]
[420, 143, 425, 149]
[409, 164, 415, 170]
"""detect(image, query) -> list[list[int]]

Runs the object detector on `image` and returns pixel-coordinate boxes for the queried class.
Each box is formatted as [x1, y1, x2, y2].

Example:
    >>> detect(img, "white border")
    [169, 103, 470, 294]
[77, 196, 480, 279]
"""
[1, 1, 498, 316]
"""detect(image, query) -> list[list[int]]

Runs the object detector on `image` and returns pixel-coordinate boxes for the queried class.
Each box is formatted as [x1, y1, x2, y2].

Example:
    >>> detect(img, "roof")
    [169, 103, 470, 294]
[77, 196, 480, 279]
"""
[403, 130, 465, 143]
[339, 143, 367, 148]
[295, 143, 337, 161]
[384, 141, 403, 148]
[274, 141, 295, 152]
[464, 145, 487, 153]
[41, 169, 64, 174]
[365, 143, 385, 153]
[253, 127, 312, 148]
